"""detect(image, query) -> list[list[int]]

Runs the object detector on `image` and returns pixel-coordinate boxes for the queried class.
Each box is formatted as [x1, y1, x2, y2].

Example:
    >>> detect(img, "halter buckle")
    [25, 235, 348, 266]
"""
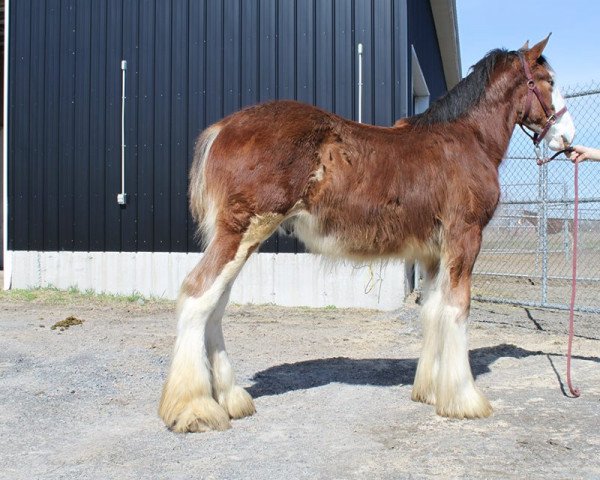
[547, 114, 556, 124]
[527, 80, 535, 89]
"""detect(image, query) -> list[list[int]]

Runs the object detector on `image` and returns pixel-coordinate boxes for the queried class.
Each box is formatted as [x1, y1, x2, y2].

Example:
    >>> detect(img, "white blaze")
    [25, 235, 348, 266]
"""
[545, 76, 576, 151]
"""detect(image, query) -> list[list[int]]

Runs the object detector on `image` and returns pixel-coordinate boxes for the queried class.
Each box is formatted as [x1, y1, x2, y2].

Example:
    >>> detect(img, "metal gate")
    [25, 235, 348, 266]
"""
[473, 82, 600, 313]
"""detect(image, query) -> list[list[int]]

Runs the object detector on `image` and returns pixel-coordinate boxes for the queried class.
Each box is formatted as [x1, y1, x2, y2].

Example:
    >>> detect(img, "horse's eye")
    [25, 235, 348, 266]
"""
[549, 79, 555, 87]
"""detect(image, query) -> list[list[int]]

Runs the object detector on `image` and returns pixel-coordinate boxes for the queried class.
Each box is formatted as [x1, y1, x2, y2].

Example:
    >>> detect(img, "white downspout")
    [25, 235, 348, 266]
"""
[117, 59, 127, 205]
[357, 43, 363, 123]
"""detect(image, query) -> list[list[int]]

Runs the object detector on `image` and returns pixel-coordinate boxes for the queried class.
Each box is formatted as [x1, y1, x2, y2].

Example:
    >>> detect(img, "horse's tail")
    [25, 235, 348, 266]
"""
[189, 124, 222, 246]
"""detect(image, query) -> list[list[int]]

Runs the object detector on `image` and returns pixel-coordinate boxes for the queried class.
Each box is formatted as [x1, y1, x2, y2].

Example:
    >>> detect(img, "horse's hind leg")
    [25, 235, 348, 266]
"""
[206, 284, 256, 419]
[159, 214, 281, 432]
[159, 232, 243, 432]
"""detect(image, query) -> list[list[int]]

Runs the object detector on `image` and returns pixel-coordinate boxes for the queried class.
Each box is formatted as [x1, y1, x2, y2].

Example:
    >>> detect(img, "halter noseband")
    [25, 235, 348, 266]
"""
[518, 52, 568, 147]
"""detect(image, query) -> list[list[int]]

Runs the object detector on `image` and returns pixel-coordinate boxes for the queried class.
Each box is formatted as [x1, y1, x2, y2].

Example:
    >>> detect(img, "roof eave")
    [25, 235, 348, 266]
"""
[430, 0, 462, 89]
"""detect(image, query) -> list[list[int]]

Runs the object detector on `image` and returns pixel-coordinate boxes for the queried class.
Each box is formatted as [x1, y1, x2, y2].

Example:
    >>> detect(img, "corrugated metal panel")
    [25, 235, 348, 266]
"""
[407, 0, 446, 108]
[153, 0, 171, 252]
[137, 0, 156, 252]
[9, 0, 30, 249]
[170, 0, 189, 253]
[73, 1, 92, 251]
[105, 1, 123, 250]
[43, 0, 61, 251]
[186, 0, 205, 251]
[122, 0, 140, 252]
[8, 0, 446, 254]
[88, 0, 107, 251]
[29, 0, 46, 251]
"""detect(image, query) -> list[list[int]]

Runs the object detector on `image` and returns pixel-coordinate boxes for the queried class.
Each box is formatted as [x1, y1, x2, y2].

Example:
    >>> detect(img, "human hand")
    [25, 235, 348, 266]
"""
[569, 145, 600, 163]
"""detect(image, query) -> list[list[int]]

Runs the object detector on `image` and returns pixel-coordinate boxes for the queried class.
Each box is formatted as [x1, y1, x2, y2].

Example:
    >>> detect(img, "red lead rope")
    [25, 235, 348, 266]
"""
[537, 148, 580, 397]
[566, 159, 581, 397]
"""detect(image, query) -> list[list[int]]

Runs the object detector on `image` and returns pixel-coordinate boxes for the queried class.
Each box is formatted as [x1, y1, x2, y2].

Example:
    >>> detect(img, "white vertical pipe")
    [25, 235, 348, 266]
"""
[118, 60, 127, 205]
[357, 43, 363, 123]
[3, 0, 11, 289]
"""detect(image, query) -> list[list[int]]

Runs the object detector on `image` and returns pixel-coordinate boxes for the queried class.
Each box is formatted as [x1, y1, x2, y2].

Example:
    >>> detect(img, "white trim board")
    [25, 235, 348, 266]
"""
[430, 0, 462, 89]
[7, 251, 406, 310]
[411, 45, 430, 115]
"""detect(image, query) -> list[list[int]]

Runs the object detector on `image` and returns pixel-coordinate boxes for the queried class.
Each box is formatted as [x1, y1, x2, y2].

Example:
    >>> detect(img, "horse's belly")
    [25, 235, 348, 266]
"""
[288, 210, 422, 260]
[289, 211, 350, 257]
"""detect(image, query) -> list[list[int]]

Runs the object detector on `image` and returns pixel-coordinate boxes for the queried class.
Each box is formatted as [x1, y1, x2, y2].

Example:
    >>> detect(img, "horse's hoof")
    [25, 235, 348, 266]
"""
[411, 388, 436, 406]
[435, 388, 493, 419]
[218, 386, 256, 419]
[160, 396, 231, 433]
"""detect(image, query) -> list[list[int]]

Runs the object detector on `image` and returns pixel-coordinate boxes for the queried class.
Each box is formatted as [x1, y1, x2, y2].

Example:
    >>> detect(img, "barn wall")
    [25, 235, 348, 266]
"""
[407, 0, 447, 109]
[7, 0, 431, 254]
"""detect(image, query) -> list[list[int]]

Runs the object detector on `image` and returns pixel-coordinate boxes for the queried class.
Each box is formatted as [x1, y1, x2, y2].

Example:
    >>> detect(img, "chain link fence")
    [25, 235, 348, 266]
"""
[473, 82, 600, 314]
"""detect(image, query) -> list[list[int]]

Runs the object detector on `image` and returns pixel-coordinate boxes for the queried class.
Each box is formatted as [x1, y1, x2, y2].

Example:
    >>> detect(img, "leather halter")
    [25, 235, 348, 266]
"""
[518, 52, 567, 146]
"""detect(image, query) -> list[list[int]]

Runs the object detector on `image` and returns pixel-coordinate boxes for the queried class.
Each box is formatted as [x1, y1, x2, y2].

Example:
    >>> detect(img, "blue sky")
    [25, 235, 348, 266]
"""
[457, 0, 600, 88]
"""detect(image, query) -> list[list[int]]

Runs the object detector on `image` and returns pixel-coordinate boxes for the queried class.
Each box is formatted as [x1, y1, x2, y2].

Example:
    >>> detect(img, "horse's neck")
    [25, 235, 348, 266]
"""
[464, 76, 522, 167]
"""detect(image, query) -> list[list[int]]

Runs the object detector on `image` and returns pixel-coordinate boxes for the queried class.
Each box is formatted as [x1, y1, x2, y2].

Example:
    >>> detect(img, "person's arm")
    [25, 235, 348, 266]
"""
[569, 145, 600, 163]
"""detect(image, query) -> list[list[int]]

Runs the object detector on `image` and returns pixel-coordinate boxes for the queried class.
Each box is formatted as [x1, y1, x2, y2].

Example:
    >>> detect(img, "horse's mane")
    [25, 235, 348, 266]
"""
[408, 48, 545, 127]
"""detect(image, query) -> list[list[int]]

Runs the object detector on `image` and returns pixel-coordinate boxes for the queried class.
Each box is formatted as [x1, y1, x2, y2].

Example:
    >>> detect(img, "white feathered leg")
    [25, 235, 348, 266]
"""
[434, 297, 492, 419]
[412, 252, 492, 419]
[412, 286, 440, 403]
[159, 290, 232, 433]
[434, 228, 492, 419]
[412, 263, 442, 405]
[160, 235, 252, 432]
[206, 285, 256, 419]
[159, 213, 283, 432]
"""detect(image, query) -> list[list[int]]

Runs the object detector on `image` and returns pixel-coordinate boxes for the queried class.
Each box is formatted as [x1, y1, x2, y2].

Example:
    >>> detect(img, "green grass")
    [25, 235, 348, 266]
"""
[0, 286, 172, 307]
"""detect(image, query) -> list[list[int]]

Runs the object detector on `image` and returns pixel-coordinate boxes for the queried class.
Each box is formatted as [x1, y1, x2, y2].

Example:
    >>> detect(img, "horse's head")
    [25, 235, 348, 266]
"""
[516, 36, 575, 151]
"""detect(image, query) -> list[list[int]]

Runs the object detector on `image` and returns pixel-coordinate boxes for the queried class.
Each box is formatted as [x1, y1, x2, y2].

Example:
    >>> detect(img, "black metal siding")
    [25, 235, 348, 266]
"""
[407, 0, 447, 108]
[8, 0, 446, 254]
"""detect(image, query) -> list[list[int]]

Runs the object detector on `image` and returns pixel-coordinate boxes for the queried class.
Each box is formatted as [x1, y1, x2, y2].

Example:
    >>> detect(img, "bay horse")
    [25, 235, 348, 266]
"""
[159, 37, 575, 432]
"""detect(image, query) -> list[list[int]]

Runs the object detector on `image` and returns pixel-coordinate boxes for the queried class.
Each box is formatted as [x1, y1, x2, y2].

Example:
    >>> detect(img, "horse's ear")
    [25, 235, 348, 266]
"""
[520, 40, 529, 51]
[527, 34, 551, 61]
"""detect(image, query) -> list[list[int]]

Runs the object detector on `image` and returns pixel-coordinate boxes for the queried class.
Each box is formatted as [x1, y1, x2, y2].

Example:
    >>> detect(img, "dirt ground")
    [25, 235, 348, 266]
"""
[0, 290, 598, 480]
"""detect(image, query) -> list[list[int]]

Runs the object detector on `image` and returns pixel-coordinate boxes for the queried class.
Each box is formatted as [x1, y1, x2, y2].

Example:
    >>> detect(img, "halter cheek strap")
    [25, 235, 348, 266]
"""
[518, 52, 568, 146]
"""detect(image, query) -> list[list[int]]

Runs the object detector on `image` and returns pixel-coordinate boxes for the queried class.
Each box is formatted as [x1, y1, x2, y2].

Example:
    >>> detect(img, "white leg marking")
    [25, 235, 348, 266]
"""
[412, 274, 443, 405]
[206, 285, 256, 419]
[160, 215, 284, 432]
[159, 293, 232, 433]
[159, 241, 254, 431]
[413, 264, 492, 419]
[434, 301, 492, 419]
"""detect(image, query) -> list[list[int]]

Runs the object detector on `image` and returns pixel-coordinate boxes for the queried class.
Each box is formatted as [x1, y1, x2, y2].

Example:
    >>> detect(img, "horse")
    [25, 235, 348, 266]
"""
[159, 36, 575, 432]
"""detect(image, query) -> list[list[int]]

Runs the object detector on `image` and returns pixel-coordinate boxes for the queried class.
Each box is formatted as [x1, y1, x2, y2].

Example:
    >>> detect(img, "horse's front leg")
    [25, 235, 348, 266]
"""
[434, 280, 492, 418]
[434, 227, 492, 419]
[412, 260, 442, 406]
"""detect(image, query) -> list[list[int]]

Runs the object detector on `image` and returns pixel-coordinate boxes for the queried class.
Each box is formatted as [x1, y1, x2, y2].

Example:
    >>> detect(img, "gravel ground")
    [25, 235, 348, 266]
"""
[0, 290, 598, 479]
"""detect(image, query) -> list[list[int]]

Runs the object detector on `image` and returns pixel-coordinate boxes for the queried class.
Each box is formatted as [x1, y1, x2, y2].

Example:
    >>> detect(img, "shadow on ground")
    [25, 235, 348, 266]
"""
[247, 343, 599, 398]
